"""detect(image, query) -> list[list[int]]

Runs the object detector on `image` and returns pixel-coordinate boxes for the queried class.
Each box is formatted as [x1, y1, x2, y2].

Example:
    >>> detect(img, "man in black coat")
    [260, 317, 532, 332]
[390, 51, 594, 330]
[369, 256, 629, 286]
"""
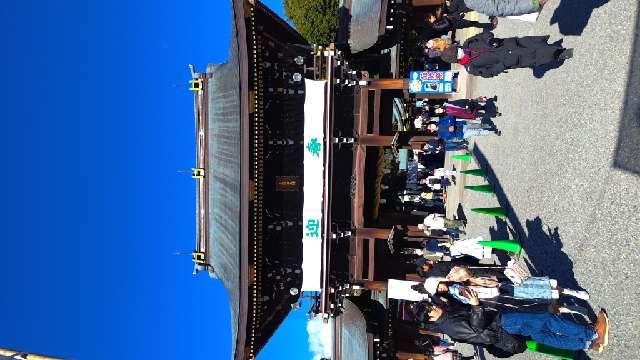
[413, 295, 527, 355]
[441, 31, 574, 78]
[426, 11, 497, 35]
[413, 290, 609, 354]
[415, 256, 506, 280]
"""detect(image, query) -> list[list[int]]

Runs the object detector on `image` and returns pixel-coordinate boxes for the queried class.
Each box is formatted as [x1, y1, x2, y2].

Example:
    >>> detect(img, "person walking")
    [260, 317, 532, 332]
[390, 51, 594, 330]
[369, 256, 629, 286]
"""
[449, 0, 549, 17]
[419, 213, 465, 233]
[426, 115, 500, 143]
[440, 31, 573, 78]
[421, 276, 591, 305]
[425, 11, 497, 35]
[413, 292, 609, 353]
[444, 96, 500, 119]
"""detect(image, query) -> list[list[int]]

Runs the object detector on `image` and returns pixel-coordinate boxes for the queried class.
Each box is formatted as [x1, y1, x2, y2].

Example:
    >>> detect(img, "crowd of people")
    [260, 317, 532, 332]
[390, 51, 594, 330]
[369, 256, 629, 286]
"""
[416, 0, 573, 77]
[384, 2, 608, 359]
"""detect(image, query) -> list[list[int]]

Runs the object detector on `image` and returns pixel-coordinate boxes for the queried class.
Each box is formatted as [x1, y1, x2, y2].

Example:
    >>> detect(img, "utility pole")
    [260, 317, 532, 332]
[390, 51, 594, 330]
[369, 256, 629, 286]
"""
[0, 348, 63, 360]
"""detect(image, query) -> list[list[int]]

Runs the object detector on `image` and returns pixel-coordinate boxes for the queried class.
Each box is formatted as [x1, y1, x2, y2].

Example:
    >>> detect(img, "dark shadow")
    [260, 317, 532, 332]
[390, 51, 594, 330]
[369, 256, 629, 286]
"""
[550, 0, 609, 36]
[455, 202, 467, 223]
[613, 4, 640, 175]
[531, 39, 565, 79]
[471, 145, 595, 359]
[335, 6, 352, 53]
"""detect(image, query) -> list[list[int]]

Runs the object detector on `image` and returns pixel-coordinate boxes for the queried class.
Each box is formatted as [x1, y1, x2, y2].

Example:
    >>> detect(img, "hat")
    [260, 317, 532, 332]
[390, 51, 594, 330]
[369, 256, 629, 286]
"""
[440, 46, 459, 63]
[423, 277, 446, 295]
[415, 257, 428, 277]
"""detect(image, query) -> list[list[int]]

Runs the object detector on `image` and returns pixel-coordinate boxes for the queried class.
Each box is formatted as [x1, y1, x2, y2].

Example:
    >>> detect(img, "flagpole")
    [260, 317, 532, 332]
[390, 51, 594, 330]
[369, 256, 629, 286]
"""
[0, 348, 64, 360]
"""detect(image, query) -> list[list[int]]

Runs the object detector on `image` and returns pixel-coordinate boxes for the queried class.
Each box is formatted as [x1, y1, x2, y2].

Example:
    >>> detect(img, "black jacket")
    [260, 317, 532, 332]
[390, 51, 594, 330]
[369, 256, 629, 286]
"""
[425, 303, 527, 355]
[422, 258, 505, 279]
[462, 32, 560, 78]
[446, 0, 472, 15]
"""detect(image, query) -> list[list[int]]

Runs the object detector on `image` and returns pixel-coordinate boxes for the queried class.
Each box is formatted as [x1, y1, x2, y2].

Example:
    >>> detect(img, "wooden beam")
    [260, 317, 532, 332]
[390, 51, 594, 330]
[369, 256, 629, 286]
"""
[373, 89, 381, 134]
[411, 0, 441, 6]
[367, 238, 375, 280]
[363, 280, 388, 290]
[396, 352, 428, 360]
[379, 0, 389, 35]
[355, 227, 393, 239]
[355, 86, 369, 137]
[358, 135, 395, 146]
[352, 145, 366, 228]
[368, 78, 408, 90]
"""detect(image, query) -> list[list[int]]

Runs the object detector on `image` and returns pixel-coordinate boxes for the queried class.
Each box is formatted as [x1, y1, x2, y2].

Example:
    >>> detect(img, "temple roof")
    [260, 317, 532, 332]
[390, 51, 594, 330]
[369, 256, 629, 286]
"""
[206, 3, 243, 357]
[339, 300, 368, 360]
[340, 0, 384, 53]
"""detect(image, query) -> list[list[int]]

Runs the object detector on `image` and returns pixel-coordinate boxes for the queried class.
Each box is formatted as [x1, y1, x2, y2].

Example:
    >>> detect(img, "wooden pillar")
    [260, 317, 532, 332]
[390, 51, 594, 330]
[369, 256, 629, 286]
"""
[412, 0, 441, 6]
[368, 78, 408, 90]
[396, 352, 428, 360]
[358, 135, 396, 146]
[362, 280, 388, 290]
[405, 273, 423, 282]
[355, 227, 393, 239]
[418, 329, 443, 337]
[373, 89, 381, 134]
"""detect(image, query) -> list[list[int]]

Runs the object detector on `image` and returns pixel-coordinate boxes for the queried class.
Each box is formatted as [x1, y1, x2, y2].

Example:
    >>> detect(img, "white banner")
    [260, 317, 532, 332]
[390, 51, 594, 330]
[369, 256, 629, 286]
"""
[301, 79, 327, 291]
[388, 279, 431, 302]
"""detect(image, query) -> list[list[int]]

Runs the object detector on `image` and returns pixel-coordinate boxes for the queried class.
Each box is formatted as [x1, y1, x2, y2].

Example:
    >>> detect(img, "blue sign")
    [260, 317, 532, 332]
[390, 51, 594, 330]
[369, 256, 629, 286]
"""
[408, 71, 455, 94]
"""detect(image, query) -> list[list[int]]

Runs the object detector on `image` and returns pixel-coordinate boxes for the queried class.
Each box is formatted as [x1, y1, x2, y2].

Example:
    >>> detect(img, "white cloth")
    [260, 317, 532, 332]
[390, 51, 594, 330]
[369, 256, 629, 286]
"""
[388, 279, 431, 302]
[400, 194, 421, 203]
[469, 285, 500, 299]
[506, 12, 540, 22]
[301, 79, 327, 291]
[425, 176, 443, 190]
[424, 276, 447, 295]
[423, 214, 445, 230]
[433, 168, 456, 178]
[450, 236, 492, 260]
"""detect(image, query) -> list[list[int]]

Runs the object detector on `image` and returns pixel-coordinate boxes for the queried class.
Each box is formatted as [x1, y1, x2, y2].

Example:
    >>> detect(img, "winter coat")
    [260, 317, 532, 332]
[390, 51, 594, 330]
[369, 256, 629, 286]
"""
[425, 303, 527, 355]
[444, 103, 477, 119]
[429, 38, 452, 52]
[447, 0, 472, 16]
[419, 257, 505, 279]
[462, 32, 560, 78]
[463, 0, 540, 17]
[436, 115, 465, 142]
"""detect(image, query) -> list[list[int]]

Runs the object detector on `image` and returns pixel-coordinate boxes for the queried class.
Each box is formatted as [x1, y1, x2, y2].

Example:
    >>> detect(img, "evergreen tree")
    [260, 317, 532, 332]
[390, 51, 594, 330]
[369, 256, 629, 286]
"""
[283, 0, 339, 46]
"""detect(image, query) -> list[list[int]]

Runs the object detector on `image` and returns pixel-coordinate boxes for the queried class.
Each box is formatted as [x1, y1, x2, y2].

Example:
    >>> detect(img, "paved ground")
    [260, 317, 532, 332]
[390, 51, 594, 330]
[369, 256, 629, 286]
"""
[449, 1, 640, 359]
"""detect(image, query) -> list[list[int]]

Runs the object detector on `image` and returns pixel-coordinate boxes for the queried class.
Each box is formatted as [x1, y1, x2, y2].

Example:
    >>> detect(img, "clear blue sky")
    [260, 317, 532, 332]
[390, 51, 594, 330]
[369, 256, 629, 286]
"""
[0, 0, 311, 359]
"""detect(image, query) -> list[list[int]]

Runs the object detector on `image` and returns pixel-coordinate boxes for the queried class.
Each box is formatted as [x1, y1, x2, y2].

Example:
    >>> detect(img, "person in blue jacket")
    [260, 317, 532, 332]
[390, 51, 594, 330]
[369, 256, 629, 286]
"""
[426, 115, 500, 145]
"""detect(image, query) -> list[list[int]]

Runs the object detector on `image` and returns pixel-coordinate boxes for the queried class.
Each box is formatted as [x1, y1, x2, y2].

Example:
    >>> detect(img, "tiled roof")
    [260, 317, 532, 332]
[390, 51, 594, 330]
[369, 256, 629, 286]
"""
[340, 300, 368, 360]
[348, 0, 383, 53]
[206, 10, 241, 355]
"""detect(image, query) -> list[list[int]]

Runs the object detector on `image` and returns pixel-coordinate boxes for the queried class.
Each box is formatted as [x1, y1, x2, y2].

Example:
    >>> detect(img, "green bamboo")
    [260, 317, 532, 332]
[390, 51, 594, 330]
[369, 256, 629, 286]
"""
[525, 340, 575, 360]
[470, 207, 507, 219]
[451, 153, 473, 162]
[459, 168, 486, 177]
[464, 184, 494, 193]
[478, 239, 522, 254]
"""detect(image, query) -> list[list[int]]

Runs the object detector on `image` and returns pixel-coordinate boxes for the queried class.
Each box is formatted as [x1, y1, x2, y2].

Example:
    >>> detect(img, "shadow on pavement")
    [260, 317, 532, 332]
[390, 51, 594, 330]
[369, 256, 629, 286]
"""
[550, 0, 609, 36]
[531, 39, 565, 79]
[471, 145, 596, 359]
[613, 4, 640, 176]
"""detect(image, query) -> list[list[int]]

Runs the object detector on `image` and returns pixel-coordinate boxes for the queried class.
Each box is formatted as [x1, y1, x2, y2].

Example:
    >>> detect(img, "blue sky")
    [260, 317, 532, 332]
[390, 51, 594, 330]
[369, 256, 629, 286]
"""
[0, 0, 311, 359]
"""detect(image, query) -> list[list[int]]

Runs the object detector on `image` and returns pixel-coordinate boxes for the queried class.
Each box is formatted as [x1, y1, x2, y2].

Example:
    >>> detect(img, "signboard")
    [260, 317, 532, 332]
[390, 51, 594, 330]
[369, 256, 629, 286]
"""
[276, 176, 300, 191]
[408, 70, 455, 94]
[301, 79, 327, 292]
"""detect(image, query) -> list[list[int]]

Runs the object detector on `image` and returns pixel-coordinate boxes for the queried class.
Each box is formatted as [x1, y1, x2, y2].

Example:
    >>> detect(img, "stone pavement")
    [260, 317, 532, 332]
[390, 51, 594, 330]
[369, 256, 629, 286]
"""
[443, 1, 640, 359]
